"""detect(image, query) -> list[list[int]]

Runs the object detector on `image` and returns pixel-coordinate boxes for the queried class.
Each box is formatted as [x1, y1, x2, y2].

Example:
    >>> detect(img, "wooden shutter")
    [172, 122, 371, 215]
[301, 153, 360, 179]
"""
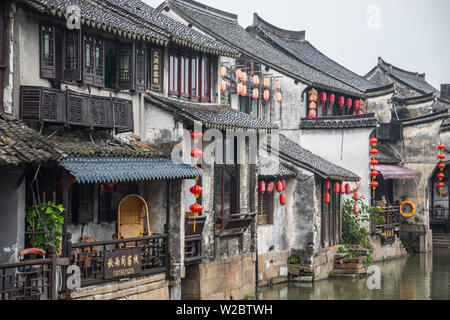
[113, 98, 134, 133]
[135, 45, 147, 93]
[63, 29, 82, 82]
[83, 34, 95, 85]
[94, 37, 105, 87]
[117, 42, 135, 90]
[39, 24, 56, 79]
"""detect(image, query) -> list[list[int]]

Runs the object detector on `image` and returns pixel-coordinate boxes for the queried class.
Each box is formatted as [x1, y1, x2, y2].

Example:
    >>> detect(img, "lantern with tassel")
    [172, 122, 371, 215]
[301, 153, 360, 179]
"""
[345, 183, 352, 195]
[346, 98, 352, 115]
[353, 192, 359, 201]
[340, 182, 345, 194]
[236, 69, 242, 81]
[190, 203, 203, 213]
[190, 185, 203, 199]
[220, 66, 227, 78]
[264, 78, 270, 88]
[264, 90, 270, 101]
[333, 183, 340, 194]
[308, 89, 318, 102]
[353, 204, 359, 215]
[437, 144, 446, 196]
[280, 194, 287, 206]
[308, 109, 317, 120]
[370, 181, 379, 198]
[237, 83, 243, 95]
[338, 96, 345, 114]
[242, 72, 248, 83]
[267, 182, 274, 193]
[329, 94, 335, 114]
[252, 88, 259, 100]
[281, 180, 286, 191]
[276, 181, 283, 193]
[190, 149, 203, 162]
[259, 181, 266, 193]
[275, 80, 281, 91]
[253, 75, 260, 86]
[276, 92, 282, 103]
[220, 80, 227, 92]
[324, 193, 331, 204]
[324, 180, 331, 190]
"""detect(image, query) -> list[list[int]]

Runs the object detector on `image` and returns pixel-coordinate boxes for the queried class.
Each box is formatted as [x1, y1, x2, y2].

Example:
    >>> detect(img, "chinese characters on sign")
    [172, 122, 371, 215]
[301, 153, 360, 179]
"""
[151, 48, 162, 92]
[104, 248, 141, 280]
[382, 226, 396, 245]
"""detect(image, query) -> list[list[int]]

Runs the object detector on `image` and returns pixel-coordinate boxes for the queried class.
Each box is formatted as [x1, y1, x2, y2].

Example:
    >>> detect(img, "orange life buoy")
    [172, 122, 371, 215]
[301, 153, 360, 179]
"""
[400, 201, 416, 218]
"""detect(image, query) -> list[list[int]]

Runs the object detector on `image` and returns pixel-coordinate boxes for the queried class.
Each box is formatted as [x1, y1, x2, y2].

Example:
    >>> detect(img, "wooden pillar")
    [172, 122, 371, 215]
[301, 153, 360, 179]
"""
[47, 246, 57, 300]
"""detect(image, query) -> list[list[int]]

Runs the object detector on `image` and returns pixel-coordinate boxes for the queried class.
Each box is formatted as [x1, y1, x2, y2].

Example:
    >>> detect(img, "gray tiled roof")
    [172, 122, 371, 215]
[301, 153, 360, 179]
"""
[258, 156, 296, 179]
[248, 14, 379, 93]
[164, 0, 369, 96]
[145, 92, 278, 131]
[95, 0, 238, 56]
[0, 113, 64, 166]
[368, 57, 440, 96]
[24, 0, 168, 43]
[59, 157, 202, 183]
[264, 134, 360, 181]
[300, 113, 378, 130]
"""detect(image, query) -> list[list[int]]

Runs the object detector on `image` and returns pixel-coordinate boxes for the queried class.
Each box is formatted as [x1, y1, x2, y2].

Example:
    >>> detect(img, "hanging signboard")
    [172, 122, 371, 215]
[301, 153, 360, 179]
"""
[104, 248, 141, 280]
[382, 226, 396, 245]
[150, 48, 162, 92]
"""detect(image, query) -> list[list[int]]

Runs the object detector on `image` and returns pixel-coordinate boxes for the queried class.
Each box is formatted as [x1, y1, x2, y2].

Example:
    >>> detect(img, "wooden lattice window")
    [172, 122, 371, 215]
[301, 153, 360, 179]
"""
[180, 53, 190, 97]
[191, 55, 200, 99]
[200, 56, 211, 102]
[40, 25, 56, 79]
[214, 164, 240, 232]
[258, 191, 273, 225]
[169, 50, 179, 95]
[135, 46, 147, 92]
[83, 34, 104, 86]
[94, 38, 104, 87]
[117, 43, 135, 90]
[63, 29, 81, 82]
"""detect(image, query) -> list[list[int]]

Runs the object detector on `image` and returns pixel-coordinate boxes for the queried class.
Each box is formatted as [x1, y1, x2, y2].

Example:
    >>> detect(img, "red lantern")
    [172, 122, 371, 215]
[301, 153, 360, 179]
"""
[345, 184, 352, 195]
[371, 170, 379, 178]
[190, 132, 203, 140]
[353, 192, 359, 201]
[190, 149, 203, 159]
[253, 75, 260, 86]
[266, 182, 274, 193]
[309, 102, 317, 110]
[259, 181, 266, 193]
[190, 185, 203, 196]
[264, 78, 270, 88]
[346, 98, 352, 107]
[320, 92, 327, 103]
[252, 88, 259, 100]
[438, 144, 446, 151]
[370, 149, 379, 156]
[308, 109, 317, 120]
[370, 138, 378, 146]
[340, 182, 345, 194]
[281, 180, 286, 191]
[220, 80, 227, 92]
[437, 182, 445, 189]
[280, 194, 287, 206]
[276, 92, 282, 103]
[438, 163, 446, 170]
[324, 180, 331, 190]
[438, 154, 446, 160]
[371, 181, 379, 188]
[338, 96, 345, 106]
[263, 90, 270, 101]
[242, 72, 248, 83]
[437, 173, 445, 179]
[236, 69, 242, 81]
[333, 183, 340, 194]
[276, 181, 283, 193]
[370, 159, 379, 167]
[353, 204, 359, 215]
[275, 80, 281, 91]
[220, 66, 227, 78]
[190, 203, 203, 213]
[329, 94, 335, 104]
[324, 193, 331, 204]
[353, 100, 360, 110]
[237, 83, 243, 95]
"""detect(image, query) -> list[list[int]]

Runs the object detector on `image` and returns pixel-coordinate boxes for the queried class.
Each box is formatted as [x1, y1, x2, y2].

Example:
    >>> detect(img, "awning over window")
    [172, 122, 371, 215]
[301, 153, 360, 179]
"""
[376, 164, 422, 180]
[58, 157, 202, 184]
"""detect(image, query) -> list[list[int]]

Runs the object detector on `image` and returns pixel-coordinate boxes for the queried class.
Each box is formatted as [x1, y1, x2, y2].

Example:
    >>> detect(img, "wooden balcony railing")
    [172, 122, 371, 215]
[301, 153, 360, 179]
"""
[68, 234, 168, 288]
[0, 247, 57, 300]
[20, 86, 134, 132]
[185, 216, 206, 265]
[371, 205, 400, 235]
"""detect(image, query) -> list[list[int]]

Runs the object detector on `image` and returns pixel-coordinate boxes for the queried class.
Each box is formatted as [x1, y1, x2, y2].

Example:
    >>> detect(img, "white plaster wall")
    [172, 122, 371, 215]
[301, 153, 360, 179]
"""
[257, 190, 286, 254]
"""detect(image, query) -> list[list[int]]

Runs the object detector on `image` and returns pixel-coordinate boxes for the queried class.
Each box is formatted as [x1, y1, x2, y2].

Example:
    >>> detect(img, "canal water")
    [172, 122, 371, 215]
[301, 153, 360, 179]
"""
[258, 249, 450, 300]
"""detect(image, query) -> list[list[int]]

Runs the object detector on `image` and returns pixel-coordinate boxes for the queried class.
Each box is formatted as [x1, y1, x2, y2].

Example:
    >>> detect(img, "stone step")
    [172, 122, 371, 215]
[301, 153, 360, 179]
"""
[333, 268, 366, 275]
[334, 263, 363, 269]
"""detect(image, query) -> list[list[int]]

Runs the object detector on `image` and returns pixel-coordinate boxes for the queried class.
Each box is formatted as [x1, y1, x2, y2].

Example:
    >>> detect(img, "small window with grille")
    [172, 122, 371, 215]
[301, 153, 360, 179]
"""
[258, 191, 274, 225]
[40, 25, 56, 79]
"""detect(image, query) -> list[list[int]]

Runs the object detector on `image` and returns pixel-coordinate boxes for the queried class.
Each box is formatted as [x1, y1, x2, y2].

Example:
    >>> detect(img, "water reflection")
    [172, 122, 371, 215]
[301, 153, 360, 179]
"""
[258, 249, 450, 300]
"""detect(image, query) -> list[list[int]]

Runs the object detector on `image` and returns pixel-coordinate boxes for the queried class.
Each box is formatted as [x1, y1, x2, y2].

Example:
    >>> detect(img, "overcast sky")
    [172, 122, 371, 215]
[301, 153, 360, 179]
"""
[144, 0, 450, 91]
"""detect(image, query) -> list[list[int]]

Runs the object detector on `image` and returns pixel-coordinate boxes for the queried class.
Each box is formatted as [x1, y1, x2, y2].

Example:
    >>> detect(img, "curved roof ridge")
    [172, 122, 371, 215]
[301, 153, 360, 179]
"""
[378, 57, 426, 81]
[170, 0, 238, 22]
[252, 13, 305, 42]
